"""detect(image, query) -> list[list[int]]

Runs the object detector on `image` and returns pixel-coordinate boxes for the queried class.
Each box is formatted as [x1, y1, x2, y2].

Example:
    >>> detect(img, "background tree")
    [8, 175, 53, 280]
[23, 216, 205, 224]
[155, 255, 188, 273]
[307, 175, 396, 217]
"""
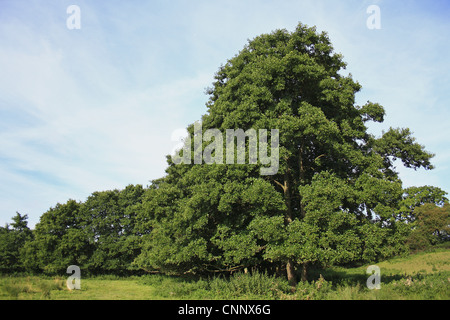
[0, 213, 33, 272]
[79, 184, 145, 274]
[407, 203, 450, 250]
[397, 185, 448, 222]
[21, 184, 144, 275]
[21, 200, 89, 274]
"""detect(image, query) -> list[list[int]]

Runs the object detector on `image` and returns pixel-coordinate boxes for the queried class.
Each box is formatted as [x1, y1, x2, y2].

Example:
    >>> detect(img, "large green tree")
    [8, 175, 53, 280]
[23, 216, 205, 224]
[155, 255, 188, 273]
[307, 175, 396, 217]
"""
[136, 23, 437, 285]
[80, 184, 145, 274]
[21, 199, 90, 274]
[0, 213, 33, 272]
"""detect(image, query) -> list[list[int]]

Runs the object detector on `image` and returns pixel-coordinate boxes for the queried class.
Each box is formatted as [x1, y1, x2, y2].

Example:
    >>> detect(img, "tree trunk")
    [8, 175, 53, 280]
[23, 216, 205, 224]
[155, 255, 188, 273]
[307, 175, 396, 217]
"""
[286, 259, 297, 287]
[299, 144, 306, 218]
[283, 173, 297, 287]
[273, 170, 293, 223]
[284, 171, 293, 223]
[301, 262, 308, 282]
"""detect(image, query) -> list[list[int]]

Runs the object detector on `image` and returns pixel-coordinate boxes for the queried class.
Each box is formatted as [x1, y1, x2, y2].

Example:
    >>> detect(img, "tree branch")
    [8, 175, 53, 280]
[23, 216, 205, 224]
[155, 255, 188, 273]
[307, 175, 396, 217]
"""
[274, 180, 287, 192]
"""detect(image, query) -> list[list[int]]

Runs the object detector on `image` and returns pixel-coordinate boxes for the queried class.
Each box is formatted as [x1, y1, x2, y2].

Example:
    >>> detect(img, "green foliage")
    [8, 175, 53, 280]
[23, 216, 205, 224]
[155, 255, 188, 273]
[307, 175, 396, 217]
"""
[373, 128, 434, 171]
[208, 271, 289, 300]
[397, 186, 448, 222]
[0, 213, 33, 273]
[407, 203, 450, 250]
[134, 22, 438, 280]
[79, 185, 145, 274]
[134, 165, 286, 274]
[140, 271, 290, 300]
[21, 200, 87, 274]
[18, 184, 145, 275]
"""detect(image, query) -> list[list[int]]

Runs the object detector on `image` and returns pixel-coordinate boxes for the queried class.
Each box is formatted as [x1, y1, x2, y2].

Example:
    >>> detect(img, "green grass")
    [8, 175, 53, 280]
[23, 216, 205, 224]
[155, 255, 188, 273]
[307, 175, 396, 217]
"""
[0, 275, 161, 300]
[309, 248, 450, 300]
[376, 249, 450, 274]
[1, 248, 449, 300]
[0, 276, 66, 300]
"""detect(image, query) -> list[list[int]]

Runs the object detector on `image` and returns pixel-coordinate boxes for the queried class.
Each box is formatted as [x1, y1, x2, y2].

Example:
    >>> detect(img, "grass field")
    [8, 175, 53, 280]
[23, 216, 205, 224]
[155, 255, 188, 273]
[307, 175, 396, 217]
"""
[1, 248, 449, 300]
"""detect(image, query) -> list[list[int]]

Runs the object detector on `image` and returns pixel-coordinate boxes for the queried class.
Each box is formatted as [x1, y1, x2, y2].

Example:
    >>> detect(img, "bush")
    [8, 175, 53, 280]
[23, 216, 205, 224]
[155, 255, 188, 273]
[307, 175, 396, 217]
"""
[208, 271, 287, 299]
[290, 275, 333, 300]
[139, 270, 290, 299]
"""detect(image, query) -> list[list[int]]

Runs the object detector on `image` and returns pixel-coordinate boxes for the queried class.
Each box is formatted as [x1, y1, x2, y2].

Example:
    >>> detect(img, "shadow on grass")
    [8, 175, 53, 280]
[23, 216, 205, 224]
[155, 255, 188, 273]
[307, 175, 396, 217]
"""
[307, 266, 407, 289]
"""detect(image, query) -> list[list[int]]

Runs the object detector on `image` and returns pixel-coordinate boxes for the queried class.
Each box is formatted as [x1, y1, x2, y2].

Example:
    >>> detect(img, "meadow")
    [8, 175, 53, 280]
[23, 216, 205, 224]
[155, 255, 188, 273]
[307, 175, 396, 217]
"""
[1, 248, 449, 300]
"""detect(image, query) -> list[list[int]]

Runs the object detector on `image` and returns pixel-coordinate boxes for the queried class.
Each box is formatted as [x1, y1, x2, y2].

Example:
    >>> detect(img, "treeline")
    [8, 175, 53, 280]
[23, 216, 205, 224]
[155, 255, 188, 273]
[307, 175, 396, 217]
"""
[0, 185, 145, 275]
[1, 183, 448, 276]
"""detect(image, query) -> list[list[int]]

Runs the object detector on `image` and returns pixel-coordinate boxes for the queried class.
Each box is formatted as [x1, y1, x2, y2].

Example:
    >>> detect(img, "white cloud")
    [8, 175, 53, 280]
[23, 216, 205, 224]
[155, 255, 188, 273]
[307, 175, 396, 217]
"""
[0, 9, 214, 226]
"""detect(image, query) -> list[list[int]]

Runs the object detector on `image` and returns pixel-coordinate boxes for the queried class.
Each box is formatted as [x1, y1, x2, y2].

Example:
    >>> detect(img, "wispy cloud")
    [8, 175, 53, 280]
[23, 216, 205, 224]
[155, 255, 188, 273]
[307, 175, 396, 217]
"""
[1, 0, 449, 227]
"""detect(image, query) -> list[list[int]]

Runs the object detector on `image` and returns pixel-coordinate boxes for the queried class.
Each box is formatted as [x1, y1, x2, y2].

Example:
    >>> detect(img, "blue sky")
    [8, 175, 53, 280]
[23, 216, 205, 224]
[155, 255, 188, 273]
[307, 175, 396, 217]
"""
[1, 0, 450, 228]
